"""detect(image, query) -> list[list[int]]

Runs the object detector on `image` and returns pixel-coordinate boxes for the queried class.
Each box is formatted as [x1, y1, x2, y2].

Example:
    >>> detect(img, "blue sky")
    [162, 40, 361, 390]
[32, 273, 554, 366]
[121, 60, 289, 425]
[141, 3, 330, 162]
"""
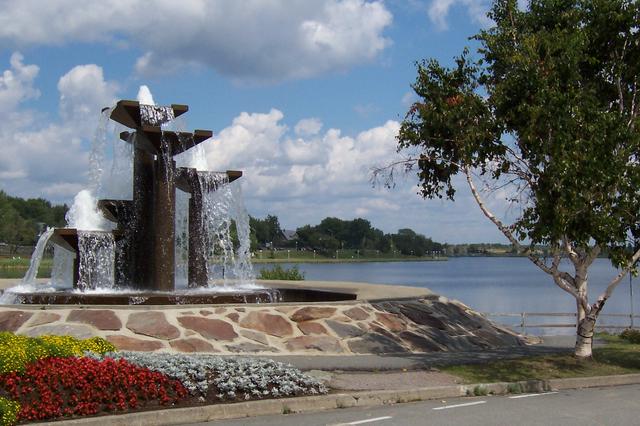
[0, 0, 514, 243]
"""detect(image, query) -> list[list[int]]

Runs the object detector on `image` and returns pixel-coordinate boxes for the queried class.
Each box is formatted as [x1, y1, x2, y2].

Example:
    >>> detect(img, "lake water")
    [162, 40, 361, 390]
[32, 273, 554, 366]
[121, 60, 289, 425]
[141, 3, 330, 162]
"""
[255, 257, 639, 334]
[4, 257, 636, 334]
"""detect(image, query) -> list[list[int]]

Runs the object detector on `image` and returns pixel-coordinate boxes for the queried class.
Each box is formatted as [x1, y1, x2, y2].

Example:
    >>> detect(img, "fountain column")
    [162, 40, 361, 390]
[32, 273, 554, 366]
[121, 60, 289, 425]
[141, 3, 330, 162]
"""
[176, 168, 243, 287]
[153, 153, 176, 291]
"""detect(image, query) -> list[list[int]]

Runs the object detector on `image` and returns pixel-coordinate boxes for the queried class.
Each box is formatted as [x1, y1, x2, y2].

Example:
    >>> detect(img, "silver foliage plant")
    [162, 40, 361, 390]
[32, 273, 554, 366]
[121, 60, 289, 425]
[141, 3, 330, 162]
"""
[88, 352, 327, 401]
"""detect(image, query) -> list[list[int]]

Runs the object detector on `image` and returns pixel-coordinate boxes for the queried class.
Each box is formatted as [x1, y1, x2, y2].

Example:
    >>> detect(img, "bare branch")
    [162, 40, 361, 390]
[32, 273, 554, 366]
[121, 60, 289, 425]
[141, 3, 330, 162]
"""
[464, 167, 572, 283]
[593, 247, 640, 310]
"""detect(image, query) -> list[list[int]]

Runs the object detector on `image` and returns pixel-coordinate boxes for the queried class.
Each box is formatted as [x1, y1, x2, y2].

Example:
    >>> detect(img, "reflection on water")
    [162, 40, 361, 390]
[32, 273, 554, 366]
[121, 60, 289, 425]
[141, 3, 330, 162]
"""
[254, 257, 638, 335]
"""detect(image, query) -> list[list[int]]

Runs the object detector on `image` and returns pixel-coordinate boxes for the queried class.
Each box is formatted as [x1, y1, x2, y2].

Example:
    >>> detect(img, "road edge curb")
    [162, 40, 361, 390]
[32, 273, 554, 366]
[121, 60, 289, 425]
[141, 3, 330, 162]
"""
[31, 373, 640, 425]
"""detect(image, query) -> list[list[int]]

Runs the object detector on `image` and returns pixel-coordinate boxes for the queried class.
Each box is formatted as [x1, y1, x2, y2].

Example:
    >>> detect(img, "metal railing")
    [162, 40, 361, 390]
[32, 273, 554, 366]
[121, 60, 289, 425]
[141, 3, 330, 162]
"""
[482, 312, 640, 334]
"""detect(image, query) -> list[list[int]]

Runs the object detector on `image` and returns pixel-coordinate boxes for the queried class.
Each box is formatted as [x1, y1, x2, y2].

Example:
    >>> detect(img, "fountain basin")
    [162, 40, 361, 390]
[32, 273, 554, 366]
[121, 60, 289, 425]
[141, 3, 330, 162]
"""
[10, 287, 356, 305]
[0, 281, 526, 356]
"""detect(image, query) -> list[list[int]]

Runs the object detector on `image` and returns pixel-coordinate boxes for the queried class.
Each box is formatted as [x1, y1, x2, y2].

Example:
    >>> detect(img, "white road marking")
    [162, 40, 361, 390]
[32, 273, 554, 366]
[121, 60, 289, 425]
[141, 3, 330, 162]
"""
[432, 400, 487, 410]
[509, 392, 559, 399]
[330, 416, 393, 425]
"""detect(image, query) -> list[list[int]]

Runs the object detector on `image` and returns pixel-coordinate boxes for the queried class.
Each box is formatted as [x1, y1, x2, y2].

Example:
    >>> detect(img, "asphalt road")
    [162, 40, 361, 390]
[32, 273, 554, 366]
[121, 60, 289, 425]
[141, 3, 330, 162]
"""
[191, 384, 640, 426]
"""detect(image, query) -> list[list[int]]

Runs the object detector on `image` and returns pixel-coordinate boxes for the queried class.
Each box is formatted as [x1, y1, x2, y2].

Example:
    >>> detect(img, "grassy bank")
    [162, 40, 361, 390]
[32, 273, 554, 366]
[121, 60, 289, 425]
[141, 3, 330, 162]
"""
[0, 257, 52, 279]
[442, 334, 640, 383]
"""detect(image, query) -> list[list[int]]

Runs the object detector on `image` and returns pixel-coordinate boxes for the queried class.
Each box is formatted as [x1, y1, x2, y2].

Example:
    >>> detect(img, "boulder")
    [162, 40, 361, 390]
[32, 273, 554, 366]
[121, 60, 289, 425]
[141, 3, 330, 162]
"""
[107, 335, 164, 351]
[178, 316, 238, 341]
[0, 310, 32, 332]
[290, 307, 337, 322]
[68, 309, 122, 330]
[239, 311, 293, 337]
[127, 311, 180, 340]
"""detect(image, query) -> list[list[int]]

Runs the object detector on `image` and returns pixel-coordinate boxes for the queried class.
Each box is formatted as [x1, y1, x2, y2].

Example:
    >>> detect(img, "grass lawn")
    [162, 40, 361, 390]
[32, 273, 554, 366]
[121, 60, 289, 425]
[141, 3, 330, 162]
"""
[442, 334, 640, 383]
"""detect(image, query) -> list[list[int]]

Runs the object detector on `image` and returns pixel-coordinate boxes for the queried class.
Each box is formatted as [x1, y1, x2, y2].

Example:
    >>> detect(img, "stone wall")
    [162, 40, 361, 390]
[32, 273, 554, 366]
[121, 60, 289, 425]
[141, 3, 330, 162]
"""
[0, 295, 525, 355]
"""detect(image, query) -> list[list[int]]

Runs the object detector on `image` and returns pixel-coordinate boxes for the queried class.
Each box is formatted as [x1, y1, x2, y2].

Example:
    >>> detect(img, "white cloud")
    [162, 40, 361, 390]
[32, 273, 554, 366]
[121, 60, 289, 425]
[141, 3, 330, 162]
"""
[0, 0, 392, 83]
[58, 64, 118, 124]
[201, 107, 513, 242]
[0, 54, 120, 202]
[0, 52, 40, 117]
[428, 0, 491, 31]
[294, 118, 323, 137]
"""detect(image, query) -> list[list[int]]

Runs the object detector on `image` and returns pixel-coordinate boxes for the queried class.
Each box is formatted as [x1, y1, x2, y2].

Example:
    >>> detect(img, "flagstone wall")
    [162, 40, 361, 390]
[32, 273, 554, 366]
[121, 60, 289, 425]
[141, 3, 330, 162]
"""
[0, 295, 524, 355]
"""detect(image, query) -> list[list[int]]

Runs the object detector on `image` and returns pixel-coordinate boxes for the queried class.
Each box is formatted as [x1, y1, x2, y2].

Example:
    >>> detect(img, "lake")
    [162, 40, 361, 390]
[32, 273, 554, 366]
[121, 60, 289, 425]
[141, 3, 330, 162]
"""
[4, 257, 636, 333]
[255, 257, 639, 334]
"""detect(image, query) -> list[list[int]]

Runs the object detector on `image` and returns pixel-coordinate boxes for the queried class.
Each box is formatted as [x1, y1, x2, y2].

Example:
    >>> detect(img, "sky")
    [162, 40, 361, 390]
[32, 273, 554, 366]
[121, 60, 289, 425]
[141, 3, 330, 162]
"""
[0, 0, 517, 244]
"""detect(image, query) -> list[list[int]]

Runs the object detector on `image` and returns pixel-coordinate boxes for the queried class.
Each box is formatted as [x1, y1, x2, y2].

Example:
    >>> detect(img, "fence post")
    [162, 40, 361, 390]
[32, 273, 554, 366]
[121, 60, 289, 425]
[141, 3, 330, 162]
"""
[520, 312, 526, 334]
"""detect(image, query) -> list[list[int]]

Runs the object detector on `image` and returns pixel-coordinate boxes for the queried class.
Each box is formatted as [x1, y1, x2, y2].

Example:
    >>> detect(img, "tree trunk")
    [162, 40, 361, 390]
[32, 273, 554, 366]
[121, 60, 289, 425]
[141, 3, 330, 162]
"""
[575, 314, 597, 358]
[573, 277, 593, 357]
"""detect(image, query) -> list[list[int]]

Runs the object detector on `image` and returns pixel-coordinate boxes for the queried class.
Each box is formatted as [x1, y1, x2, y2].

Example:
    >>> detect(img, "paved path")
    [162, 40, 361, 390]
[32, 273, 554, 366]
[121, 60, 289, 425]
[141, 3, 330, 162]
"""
[193, 384, 640, 426]
[251, 343, 574, 372]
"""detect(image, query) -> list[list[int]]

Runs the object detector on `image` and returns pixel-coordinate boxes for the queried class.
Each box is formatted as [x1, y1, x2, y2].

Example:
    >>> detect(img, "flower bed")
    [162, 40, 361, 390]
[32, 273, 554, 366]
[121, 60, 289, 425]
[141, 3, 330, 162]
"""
[91, 352, 327, 401]
[0, 333, 327, 425]
[1, 357, 187, 422]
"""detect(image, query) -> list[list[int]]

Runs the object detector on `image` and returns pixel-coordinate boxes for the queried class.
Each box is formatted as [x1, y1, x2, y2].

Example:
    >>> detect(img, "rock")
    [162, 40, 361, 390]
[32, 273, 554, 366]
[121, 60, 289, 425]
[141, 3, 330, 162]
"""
[28, 312, 61, 327]
[290, 307, 337, 322]
[347, 333, 408, 354]
[214, 307, 226, 314]
[413, 326, 454, 347]
[226, 313, 240, 322]
[374, 312, 407, 332]
[127, 311, 180, 340]
[68, 309, 122, 330]
[239, 311, 293, 337]
[298, 321, 328, 335]
[106, 335, 164, 351]
[397, 302, 447, 329]
[285, 336, 344, 353]
[398, 331, 444, 352]
[239, 329, 269, 345]
[225, 342, 277, 353]
[178, 316, 238, 340]
[236, 308, 245, 312]
[369, 325, 398, 340]
[0, 310, 32, 332]
[199, 310, 213, 316]
[343, 307, 369, 321]
[170, 338, 216, 352]
[25, 324, 94, 339]
[325, 319, 365, 338]
[275, 306, 295, 314]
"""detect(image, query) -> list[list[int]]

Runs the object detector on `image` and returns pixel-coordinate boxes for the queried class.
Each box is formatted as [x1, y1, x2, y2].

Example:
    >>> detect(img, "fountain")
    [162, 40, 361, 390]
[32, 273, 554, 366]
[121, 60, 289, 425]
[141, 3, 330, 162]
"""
[0, 97, 526, 357]
[3, 99, 355, 305]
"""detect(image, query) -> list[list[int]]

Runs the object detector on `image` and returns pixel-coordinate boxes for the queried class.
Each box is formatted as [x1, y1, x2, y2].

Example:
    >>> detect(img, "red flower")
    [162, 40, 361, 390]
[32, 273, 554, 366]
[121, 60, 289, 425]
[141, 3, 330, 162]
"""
[0, 357, 187, 421]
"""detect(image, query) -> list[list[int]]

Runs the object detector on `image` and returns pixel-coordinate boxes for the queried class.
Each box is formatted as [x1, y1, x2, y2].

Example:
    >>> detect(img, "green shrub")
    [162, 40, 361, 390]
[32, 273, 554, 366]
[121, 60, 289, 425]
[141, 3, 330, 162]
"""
[258, 265, 305, 280]
[0, 332, 116, 374]
[507, 383, 523, 394]
[0, 396, 19, 426]
[473, 385, 488, 396]
[620, 328, 640, 344]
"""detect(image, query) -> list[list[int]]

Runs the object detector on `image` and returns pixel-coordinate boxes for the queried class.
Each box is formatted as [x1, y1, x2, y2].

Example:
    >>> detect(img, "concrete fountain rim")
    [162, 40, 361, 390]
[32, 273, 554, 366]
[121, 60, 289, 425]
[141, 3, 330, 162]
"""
[0, 279, 434, 309]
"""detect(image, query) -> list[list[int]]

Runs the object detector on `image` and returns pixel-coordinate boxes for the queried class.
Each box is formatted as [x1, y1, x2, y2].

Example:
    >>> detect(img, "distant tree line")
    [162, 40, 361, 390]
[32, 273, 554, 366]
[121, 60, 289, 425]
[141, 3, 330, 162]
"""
[249, 215, 443, 256]
[0, 191, 68, 251]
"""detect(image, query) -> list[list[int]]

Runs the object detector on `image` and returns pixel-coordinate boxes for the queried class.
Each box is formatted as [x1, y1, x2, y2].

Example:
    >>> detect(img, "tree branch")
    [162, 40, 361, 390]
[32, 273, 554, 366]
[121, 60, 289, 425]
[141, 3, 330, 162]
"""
[464, 167, 575, 286]
[593, 247, 640, 311]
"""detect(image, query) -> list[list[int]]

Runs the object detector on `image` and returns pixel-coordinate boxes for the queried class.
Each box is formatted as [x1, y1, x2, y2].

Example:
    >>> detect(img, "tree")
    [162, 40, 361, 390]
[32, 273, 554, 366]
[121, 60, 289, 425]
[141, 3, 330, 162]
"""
[376, 0, 640, 358]
[250, 215, 285, 247]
